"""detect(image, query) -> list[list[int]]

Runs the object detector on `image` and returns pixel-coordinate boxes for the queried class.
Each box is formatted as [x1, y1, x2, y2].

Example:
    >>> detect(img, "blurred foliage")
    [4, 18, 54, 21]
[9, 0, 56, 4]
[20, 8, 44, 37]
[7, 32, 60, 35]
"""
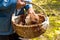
[30, 0, 60, 40]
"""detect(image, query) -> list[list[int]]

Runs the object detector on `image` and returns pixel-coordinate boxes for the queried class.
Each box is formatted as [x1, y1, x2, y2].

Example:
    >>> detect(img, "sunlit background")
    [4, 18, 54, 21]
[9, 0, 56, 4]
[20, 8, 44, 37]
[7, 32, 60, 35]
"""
[30, 0, 60, 40]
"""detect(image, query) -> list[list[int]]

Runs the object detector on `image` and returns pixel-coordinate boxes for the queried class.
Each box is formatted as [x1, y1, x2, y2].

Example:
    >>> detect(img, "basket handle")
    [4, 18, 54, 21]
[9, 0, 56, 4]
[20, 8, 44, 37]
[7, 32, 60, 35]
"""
[24, 1, 47, 17]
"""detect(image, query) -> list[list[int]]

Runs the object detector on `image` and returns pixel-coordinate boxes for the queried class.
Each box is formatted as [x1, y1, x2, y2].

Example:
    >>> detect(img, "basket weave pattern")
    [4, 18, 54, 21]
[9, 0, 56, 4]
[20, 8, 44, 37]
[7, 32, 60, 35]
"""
[12, 1, 48, 38]
[12, 18, 47, 38]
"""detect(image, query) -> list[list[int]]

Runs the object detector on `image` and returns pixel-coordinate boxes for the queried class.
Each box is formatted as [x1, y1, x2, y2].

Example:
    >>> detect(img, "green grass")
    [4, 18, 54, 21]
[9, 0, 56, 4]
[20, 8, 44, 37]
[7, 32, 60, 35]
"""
[30, 0, 60, 40]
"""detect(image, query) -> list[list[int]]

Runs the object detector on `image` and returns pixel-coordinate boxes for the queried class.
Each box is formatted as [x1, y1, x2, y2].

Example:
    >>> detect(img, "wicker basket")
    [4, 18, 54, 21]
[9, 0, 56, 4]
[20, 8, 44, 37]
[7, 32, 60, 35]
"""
[11, 1, 49, 38]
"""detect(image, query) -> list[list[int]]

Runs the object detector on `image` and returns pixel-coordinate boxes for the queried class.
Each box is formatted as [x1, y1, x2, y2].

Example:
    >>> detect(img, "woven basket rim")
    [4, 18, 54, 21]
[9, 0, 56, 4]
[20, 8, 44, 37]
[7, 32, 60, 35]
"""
[11, 17, 48, 27]
[12, 21, 43, 27]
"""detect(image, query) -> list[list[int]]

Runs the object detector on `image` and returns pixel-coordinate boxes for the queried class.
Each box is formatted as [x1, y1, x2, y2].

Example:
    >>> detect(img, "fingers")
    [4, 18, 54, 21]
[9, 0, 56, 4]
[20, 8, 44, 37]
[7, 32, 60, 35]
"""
[27, 8, 39, 21]
[16, 0, 26, 9]
[27, 8, 34, 14]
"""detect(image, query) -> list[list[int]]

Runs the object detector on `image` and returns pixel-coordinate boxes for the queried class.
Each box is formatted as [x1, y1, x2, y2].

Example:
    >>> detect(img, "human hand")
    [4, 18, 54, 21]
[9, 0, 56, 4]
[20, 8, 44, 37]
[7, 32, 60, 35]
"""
[25, 8, 40, 24]
[16, 0, 26, 9]
[27, 8, 39, 21]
